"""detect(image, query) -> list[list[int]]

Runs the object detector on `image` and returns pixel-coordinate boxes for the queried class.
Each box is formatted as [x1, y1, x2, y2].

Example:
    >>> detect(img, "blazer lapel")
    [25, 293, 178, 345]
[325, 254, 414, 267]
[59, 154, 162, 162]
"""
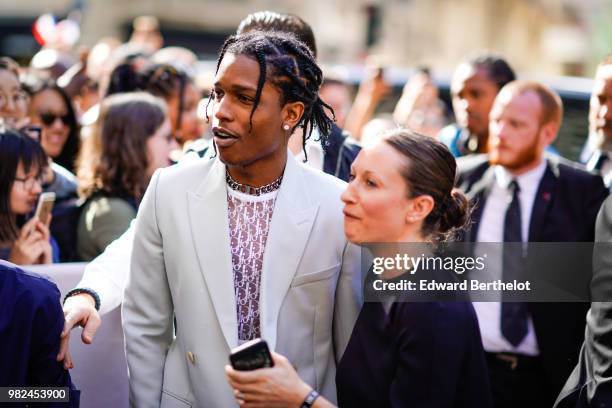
[260, 154, 319, 351]
[465, 166, 496, 242]
[529, 160, 558, 242]
[186, 159, 238, 349]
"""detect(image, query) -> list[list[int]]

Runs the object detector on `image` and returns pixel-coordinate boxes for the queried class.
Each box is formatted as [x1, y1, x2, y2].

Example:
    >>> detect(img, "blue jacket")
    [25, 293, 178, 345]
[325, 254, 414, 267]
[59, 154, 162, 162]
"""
[0, 260, 80, 407]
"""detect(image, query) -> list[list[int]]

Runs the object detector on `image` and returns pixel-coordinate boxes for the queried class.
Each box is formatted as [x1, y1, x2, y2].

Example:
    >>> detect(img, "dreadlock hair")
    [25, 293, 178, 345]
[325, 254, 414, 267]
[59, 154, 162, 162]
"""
[208, 31, 335, 162]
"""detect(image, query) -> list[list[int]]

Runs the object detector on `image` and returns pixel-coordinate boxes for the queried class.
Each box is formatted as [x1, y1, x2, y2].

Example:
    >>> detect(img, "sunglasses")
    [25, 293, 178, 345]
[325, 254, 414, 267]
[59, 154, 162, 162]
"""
[39, 112, 71, 126]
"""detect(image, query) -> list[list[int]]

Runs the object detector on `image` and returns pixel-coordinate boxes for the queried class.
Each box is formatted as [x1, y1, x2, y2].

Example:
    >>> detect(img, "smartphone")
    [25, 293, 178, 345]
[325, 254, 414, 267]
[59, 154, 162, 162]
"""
[229, 338, 274, 371]
[34, 192, 55, 225]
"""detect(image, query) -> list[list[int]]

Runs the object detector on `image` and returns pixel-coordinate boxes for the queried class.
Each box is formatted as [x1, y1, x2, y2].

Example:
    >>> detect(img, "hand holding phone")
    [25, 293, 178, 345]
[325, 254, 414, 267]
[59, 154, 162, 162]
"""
[229, 338, 274, 371]
[34, 192, 55, 226]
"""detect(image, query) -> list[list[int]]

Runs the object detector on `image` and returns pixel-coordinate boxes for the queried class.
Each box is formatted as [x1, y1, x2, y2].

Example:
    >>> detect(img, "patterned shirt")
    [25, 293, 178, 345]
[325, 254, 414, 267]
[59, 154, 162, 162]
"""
[227, 188, 278, 342]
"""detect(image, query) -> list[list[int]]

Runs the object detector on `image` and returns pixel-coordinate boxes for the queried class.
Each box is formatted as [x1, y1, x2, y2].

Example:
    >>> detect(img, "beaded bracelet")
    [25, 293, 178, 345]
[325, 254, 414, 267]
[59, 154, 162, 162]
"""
[63, 288, 101, 311]
[300, 390, 320, 408]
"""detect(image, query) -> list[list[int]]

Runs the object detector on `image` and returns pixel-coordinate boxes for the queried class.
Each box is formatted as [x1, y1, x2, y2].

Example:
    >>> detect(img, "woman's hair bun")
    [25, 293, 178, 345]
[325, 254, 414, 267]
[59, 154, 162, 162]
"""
[438, 188, 470, 234]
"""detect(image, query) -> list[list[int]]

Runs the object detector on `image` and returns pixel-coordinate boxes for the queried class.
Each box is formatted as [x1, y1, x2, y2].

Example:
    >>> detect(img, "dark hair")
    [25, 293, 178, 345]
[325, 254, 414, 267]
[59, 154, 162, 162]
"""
[464, 52, 516, 90]
[140, 63, 193, 141]
[21, 76, 80, 173]
[383, 128, 470, 242]
[106, 62, 194, 143]
[104, 47, 149, 97]
[237, 11, 317, 58]
[77, 92, 166, 202]
[0, 127, 48, 242]
[0, 57, 20, 79]
[209, 31, 334, 160]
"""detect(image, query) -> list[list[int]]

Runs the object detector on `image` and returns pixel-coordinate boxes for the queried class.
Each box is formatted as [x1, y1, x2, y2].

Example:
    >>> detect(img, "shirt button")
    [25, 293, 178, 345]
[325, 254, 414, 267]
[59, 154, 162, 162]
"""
[187, 351, 196, 365]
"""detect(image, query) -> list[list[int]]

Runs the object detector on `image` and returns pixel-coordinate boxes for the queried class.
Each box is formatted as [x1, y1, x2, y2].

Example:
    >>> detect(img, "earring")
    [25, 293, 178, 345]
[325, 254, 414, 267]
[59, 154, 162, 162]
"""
[283, 123, 290, 131]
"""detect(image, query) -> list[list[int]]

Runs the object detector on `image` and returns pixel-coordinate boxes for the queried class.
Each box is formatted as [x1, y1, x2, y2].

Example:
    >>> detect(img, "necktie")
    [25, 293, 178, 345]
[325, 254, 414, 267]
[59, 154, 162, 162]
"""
[501, 180, 529, 347]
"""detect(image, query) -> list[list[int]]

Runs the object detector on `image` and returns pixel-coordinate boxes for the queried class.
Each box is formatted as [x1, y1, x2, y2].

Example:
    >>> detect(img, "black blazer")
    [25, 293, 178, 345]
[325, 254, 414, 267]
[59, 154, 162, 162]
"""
[336, 300, 493, 408]
[555, 196, 612, 407]
[455, 154, 609, 401]
[322, 124, 361, 182]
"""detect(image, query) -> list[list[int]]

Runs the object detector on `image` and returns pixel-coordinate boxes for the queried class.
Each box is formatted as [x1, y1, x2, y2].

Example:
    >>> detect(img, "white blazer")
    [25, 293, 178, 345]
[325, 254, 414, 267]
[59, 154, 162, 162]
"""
[122, 152, 362, 407]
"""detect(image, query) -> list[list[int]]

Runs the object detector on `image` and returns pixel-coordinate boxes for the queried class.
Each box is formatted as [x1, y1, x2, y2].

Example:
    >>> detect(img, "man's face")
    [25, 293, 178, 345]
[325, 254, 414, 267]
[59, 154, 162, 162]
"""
[488, 88, 548, 171]
[451, 64, 499, 138]
[590, 64, 612, 151]
[211, 53, 288, 167]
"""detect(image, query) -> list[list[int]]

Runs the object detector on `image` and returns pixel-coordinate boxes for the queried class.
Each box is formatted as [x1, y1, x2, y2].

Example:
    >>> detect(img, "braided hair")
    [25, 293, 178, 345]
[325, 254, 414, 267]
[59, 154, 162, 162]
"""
[207, 31, 335, 161]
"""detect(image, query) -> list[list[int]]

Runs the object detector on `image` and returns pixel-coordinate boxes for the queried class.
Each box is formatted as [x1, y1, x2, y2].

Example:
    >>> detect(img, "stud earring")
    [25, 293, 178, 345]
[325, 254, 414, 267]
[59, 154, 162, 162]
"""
[283, 124, 290, 131]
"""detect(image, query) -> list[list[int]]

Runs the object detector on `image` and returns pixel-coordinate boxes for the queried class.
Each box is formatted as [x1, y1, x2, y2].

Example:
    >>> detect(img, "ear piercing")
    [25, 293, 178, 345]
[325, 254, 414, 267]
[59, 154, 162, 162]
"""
[283, 124, 290, 131]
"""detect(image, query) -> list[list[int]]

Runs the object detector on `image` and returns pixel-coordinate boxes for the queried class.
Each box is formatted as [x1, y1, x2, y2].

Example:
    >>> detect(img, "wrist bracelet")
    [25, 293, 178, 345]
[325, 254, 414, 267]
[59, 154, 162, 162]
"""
[63, 288, 101, 311]
[301, 390, 319, 408]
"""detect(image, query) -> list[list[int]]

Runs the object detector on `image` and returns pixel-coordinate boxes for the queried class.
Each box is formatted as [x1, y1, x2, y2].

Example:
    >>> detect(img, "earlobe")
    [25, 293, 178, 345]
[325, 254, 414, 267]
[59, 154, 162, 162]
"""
[283, 101, 305, 129]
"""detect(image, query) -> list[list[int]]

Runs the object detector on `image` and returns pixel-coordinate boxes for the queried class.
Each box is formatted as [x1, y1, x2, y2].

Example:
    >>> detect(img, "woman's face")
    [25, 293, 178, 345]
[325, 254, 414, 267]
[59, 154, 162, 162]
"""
[29, 89, 71, 159]
[168, 82, 203, 145]
[145, 118, 176, 178]
[0, 70, 28, 125]
[10, 162, 43, 215]
[210, 53, 295, 168]
[341, 140, 414, 244]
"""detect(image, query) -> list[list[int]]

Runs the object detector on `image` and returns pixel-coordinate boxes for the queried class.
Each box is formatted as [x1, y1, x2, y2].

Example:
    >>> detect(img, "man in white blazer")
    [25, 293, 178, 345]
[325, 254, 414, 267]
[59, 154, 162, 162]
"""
[122, 32, 362, 407]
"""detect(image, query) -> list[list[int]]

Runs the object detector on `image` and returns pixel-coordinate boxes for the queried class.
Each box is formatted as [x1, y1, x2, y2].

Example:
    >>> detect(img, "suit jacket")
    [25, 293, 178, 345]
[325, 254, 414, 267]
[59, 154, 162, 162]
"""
[555, 196, 612, 407]
[122, 153, 363, 407]
[0, 260, 80, 407]
[456, 154, 609, 401]
[322, 125, 361, 182]
[337, 300, 492, 408]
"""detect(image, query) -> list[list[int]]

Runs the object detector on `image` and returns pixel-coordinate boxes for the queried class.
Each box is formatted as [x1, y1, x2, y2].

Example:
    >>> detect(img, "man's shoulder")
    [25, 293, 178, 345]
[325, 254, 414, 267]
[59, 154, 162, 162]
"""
[0, 261, 61, 309]
[155, 157, 217, 188]
[299, 161, 347, 193]
[551, 155, 606, 185]
[456, 154, 490, 183]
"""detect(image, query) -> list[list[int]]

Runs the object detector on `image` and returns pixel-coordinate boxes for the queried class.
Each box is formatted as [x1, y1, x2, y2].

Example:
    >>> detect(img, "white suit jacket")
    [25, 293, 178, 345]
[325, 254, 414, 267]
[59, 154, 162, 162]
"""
[122, 152, 362, 407]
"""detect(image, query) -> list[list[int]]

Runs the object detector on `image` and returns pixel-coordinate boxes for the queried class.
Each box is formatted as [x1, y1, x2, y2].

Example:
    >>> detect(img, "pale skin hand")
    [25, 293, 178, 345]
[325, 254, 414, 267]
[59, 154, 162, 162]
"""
[343, 67, 392, 141]
[57, 293, 101, 369]
[9, 217, 52, 265]
[226, 352, 335, 408]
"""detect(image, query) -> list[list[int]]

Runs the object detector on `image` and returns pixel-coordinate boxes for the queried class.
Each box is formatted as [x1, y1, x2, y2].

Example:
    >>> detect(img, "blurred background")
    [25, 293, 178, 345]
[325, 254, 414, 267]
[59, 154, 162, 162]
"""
[1, 0, 611, 159]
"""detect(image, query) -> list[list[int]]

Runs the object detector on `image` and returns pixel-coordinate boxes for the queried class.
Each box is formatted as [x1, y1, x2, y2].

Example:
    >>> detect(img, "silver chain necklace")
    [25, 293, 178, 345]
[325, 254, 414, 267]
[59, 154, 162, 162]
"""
[226, 171, 283, 196]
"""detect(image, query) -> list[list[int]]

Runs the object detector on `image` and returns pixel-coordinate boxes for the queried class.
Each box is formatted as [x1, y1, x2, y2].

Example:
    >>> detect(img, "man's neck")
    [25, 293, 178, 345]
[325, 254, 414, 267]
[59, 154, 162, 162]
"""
[504, 157, 545, 177]
[288, 128, 304, 155]
[226, 149, 288, 187]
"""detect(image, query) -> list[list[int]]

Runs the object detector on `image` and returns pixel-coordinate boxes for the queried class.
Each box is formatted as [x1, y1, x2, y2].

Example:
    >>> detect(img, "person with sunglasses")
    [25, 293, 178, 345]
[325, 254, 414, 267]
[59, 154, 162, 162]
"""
[20, 75, 80, 206]
[0, 126, 59, 264]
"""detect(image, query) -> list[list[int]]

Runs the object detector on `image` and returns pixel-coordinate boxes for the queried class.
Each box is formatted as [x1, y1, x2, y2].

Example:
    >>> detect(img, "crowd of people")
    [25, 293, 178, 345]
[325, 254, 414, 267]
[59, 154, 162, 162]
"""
[1, 8, 612, 408]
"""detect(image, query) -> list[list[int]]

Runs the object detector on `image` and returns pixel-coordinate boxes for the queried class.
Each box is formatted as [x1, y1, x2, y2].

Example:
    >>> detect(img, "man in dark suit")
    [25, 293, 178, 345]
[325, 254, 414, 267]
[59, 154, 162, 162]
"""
[583, 55, 612, 189]
[456, 80, 609, 408]
[554, 196, 612, 407]
[0, 260, 80, 406]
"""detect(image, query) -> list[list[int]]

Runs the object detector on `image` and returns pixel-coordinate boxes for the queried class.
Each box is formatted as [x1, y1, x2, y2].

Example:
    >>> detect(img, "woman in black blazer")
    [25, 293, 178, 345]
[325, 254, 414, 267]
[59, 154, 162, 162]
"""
[226, 129, 492, 408]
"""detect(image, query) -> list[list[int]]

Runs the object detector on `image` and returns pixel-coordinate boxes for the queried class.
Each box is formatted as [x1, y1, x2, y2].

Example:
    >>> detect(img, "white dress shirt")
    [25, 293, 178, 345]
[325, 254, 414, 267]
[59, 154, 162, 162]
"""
[473, 159, 547, 356]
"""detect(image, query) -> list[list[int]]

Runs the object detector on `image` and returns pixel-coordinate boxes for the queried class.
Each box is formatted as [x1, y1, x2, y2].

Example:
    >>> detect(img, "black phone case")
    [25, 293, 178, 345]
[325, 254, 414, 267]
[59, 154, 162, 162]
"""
[229, 339, 274, 371]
